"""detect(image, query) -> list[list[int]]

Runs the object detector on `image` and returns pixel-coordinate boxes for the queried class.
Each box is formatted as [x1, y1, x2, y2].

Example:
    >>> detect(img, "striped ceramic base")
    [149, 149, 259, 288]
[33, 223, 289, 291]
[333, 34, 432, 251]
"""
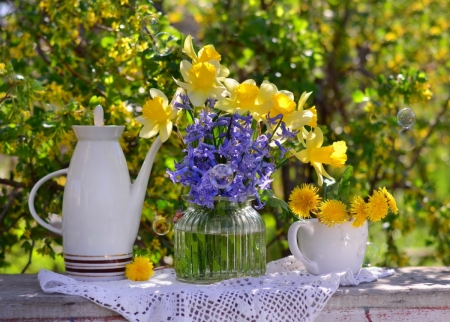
[64, 253, 132, 281]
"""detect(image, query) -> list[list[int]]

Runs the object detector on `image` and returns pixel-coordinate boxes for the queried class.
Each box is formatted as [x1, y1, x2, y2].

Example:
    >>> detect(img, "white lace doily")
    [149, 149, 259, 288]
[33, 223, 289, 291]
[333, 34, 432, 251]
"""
[38, 256, 394, 322]
[267, 256, 395, 286]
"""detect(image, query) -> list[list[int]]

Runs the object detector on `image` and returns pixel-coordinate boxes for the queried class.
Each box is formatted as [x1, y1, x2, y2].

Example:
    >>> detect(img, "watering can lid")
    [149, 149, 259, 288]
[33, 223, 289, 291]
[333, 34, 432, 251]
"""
[72, 125, 125, 141]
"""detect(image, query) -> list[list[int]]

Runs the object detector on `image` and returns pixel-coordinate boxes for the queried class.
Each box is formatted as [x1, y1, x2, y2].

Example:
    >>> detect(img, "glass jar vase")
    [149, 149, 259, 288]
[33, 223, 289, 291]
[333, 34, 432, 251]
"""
[174, 196, 266, 284]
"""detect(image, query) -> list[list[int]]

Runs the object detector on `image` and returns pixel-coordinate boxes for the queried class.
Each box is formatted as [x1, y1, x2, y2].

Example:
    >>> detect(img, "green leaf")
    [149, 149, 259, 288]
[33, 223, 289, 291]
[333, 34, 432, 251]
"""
[337, 166, 353, 203]
[351, 90, 366, 103]
[265, 196, 290, 212]
[156, 199, 168, 210]
[100, 36, 115, 48]
[88, 96, 103, 108]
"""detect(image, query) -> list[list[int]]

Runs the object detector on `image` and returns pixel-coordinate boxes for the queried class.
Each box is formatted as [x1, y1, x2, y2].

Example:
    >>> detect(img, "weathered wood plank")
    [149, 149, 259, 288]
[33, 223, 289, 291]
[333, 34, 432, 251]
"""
[1, 267, 450, 321]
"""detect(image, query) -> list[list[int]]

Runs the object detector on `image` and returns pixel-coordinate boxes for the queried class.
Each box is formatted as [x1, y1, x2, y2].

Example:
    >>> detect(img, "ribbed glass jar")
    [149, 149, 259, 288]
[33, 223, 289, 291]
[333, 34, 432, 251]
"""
[174, 197, 266, 284]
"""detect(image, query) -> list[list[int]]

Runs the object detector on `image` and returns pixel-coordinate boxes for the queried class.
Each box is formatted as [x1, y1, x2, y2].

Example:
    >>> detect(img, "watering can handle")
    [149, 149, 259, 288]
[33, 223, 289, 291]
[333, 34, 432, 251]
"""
[288, 221, 319, 275]
[28, 169, 68, 236]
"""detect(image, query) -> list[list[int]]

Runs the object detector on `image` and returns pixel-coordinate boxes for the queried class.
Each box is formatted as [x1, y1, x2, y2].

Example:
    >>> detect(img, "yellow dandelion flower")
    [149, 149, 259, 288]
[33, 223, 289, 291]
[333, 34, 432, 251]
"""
[288, 184, 321, 218]
[318, 199, 348, 227]
[125, 256, 155, 281]
[365, 190, 389, 222]
[350, 196, 367, 228]
[379, 187, 398, 214]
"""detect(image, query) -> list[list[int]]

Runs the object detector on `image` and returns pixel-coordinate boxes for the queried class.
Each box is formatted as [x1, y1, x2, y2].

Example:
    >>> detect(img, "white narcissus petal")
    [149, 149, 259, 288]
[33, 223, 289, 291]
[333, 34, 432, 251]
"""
[139, 122, 159, 139]
[284, 110, 313, 130]
[150, 88, 168, 106]
[188, 90, 209, 107]
[169, 108, 178, 120]
[258, 80, 278, 102]
[210, 86, 228, 99]
[224, 78, 240, 96]
[182, 35, 198, 62]
[135, 116, 147, 124]
[159, 121, 173, 142]
[215, 98, 238, 113]
[170, 87, 186, 107]
[173, 78, 194, 91]
[179, 60, 192, 82]
[259, 100, 274, 112]
[298, 91, 313, 111]
[279, 90, 295, 101]
[218, 65, 230, 78]
[297, 128, 311, 147]
[242, 79, 257, 85]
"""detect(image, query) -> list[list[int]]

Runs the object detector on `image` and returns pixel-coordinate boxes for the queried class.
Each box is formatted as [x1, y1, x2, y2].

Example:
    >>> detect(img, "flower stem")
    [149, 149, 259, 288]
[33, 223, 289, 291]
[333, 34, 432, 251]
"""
[268, 116, 283, 144]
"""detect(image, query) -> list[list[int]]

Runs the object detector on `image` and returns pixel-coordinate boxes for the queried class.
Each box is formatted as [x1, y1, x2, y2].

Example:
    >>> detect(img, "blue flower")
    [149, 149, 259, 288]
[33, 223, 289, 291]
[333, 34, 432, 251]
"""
[167, 110, 276, 208]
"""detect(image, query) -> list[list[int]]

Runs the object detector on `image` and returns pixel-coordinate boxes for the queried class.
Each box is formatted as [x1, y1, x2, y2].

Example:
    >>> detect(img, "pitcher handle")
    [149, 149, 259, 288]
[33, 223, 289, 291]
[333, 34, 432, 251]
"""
[288, 221, 319, 275]
[28, 169, 68, 236]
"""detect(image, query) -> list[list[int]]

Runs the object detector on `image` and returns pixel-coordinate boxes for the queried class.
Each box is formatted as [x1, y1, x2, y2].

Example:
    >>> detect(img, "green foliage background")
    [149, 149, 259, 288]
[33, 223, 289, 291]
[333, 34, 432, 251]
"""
[1, 0, 449, 273]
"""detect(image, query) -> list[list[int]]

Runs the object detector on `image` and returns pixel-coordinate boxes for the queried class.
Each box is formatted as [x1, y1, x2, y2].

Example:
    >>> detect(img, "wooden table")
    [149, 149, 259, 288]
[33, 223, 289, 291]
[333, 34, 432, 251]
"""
[1, 267, 450, 321]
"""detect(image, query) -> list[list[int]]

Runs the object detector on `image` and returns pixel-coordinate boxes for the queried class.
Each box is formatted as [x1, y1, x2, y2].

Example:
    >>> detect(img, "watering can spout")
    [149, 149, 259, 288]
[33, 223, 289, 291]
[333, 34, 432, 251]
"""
[129, 136, 163, 219]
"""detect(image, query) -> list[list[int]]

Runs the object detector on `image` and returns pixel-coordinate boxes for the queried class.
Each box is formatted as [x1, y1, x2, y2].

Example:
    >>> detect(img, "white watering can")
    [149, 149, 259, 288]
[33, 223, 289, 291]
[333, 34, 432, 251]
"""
[28, 106, 162, 280]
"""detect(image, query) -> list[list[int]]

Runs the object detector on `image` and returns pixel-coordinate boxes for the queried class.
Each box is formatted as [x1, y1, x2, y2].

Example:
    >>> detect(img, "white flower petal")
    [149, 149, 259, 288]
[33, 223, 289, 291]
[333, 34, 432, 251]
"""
[135, 115, 147, 124]
[180, 60, 192, 82]
[285, 110, 313, 130]
[258, 81, 278, 102]
[280, 90, 294, 101]
[159, 121, 173, 142]
[224, 78, 240, 95]
[298, 91, 313, 111]
[139, 122, 160, 139]
[150, 88, 168, 106]
[215, 98, 239, 113]
[182, 35, 198, 61]
[218, 65, 230, 78]
[173, 78, 194, 91]
[188, 90, 209, 107]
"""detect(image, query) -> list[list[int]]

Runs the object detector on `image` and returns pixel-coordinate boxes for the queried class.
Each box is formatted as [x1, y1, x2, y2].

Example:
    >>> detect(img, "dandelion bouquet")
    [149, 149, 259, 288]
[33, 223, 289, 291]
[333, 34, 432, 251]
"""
[288, 166, 398, 227]
[136, 35, 348, 209]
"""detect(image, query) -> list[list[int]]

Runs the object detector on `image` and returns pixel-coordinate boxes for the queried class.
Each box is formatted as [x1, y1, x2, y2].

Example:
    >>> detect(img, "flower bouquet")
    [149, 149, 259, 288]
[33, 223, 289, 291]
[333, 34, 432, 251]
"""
[135, 35, 348, 283]
[287, 166, 398, 275]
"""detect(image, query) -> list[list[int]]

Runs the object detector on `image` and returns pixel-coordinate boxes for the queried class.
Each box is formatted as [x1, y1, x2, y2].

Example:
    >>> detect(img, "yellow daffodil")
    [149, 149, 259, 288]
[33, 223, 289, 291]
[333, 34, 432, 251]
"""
[293, 127, 347, 186]
[215, 79, 275, 119]
[296, 91, 318, 144]
[182, 35, 229, 78]
[174, 60, 227, 106]
[350, 196, 367, 228]
[136, 88, 178, 142]
[266, 88, 314, 143]
[288, 184, 321, 218]
[125, 256, 155, 281]
[318, 199, 348, 227]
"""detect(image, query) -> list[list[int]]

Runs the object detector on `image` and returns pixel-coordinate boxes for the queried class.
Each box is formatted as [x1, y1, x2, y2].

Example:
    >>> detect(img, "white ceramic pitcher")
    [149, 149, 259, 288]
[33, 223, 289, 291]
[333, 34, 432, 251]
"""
[29, 107, 162, 281]
[288, 219, 368, 275]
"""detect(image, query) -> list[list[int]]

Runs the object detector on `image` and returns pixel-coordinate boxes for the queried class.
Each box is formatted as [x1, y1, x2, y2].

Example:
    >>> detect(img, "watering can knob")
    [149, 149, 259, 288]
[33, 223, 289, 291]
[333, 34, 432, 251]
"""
[94, 105, 104, 126]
